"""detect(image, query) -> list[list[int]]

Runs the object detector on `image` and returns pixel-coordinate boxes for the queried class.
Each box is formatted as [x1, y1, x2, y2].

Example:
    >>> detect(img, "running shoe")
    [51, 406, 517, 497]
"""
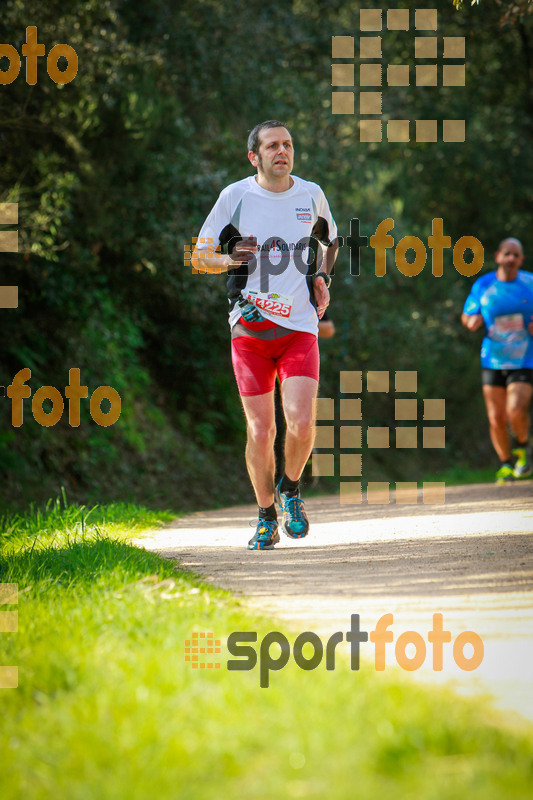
[247, 519, 280, 550]
[512, 447, 533, 479]
[275, 481, 309, 539]
[496, 463, 515, 484]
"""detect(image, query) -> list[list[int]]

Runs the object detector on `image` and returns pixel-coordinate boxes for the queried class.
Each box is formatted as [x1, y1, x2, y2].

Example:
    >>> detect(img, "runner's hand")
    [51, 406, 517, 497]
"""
[465, 313, 483, 331]
[313, 275, 330, 320]
[230, 236, 257, 263]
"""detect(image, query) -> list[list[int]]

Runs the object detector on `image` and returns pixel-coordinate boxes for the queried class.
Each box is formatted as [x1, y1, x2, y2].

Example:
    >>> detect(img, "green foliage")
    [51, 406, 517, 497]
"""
[453, 1, 480, 8]
[1, 0, 532, 508]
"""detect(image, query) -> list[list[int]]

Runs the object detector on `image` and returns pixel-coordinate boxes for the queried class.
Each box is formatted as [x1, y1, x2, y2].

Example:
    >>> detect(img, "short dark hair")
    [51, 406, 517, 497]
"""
[247, 120, 291, 154]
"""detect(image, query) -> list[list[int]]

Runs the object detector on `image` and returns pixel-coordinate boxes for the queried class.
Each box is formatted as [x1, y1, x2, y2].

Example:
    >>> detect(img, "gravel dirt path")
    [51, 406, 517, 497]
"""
[133, 482, 533, 721]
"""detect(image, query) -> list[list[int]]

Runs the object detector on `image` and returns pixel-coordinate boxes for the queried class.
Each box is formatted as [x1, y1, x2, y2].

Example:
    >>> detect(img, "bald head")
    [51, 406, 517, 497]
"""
[497, 237, 523, 254]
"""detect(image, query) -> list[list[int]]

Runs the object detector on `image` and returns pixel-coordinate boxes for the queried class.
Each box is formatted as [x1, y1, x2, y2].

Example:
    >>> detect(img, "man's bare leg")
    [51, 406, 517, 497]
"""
[273, 376, 318, 539]
[482, 385, 510, 462]
[506, 381, 533, 477]
[240, 390, 276, 508]
[506, 381, 533, 444]
[281, 375, 318, 480]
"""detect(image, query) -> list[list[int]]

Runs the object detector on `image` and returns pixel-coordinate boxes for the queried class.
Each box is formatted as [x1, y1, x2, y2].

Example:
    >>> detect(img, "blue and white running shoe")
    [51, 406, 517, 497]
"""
[275, 481, 309, 539]
[247, 519, 280, 550]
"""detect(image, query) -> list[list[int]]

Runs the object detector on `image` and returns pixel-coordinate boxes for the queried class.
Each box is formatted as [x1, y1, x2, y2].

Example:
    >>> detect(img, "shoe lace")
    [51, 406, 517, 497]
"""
[249, 518, 277, 541]
[286, 495, 305, 521]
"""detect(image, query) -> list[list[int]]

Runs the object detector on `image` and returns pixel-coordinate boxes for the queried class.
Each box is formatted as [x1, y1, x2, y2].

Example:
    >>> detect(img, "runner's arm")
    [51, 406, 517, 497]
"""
[191, 248, 234, 274]
[461, 312, 484, 331]
[192, 236, 257, 274]
[323, 236, 340, 277]
[313, 237, 339, 319]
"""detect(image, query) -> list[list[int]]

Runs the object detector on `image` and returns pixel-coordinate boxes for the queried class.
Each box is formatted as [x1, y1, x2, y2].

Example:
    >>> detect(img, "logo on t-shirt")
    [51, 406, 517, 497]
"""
[296, 207, 312, 222]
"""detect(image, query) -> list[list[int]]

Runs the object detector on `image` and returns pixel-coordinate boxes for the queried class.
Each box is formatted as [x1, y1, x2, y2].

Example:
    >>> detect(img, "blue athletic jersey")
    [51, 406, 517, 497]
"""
[463, 270, 533, 368]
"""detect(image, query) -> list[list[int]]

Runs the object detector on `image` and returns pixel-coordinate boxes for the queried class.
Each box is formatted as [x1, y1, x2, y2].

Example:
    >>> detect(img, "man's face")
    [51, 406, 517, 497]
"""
[495, 240, 524, 276]
[249, 127, 294, 178]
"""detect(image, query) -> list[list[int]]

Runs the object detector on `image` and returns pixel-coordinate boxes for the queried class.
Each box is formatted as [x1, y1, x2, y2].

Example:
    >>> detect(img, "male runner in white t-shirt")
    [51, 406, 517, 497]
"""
[193, 120, 339, 549]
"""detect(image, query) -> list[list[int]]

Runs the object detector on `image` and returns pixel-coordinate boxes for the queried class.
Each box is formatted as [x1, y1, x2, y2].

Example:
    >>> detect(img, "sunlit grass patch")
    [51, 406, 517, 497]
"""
[0, 499, 532, 800]
[0, 487, 176, 556]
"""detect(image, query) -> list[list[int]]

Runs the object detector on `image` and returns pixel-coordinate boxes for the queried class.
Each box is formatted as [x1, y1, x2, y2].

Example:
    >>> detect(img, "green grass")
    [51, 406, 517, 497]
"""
[421, 465, 497, 487]
[1, 498, 532, 799]
[0, 488, 176, 554]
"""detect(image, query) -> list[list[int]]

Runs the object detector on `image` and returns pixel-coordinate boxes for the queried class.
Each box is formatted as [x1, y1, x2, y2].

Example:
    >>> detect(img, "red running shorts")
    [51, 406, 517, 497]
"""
[231, 327, 319, 397]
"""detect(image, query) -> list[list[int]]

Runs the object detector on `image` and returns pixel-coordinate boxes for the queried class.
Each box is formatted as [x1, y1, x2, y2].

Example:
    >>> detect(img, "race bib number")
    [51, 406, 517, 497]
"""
[244, 290, 293, 318]
[494, 314, 524, 334]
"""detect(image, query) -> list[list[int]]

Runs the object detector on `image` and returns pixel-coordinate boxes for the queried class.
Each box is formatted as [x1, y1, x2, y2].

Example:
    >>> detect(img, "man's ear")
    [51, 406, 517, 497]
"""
[248, 151, 258, 167]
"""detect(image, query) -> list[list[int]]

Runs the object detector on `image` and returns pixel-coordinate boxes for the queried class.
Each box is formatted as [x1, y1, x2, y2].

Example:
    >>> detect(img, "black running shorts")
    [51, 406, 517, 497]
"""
[481, 368, 533, 388]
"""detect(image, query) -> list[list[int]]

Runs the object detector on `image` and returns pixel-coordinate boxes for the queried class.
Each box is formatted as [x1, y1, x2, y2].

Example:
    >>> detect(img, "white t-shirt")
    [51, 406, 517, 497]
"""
[195, 174, 337, 335]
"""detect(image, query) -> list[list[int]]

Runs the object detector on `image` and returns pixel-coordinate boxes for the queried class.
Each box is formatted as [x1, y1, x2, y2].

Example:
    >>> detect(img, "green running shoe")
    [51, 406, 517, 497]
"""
[247, 519, 280, 550]
[512, 447, 533, 479]
[496, 463, 515, 484]
[275, 481, 310, 539]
